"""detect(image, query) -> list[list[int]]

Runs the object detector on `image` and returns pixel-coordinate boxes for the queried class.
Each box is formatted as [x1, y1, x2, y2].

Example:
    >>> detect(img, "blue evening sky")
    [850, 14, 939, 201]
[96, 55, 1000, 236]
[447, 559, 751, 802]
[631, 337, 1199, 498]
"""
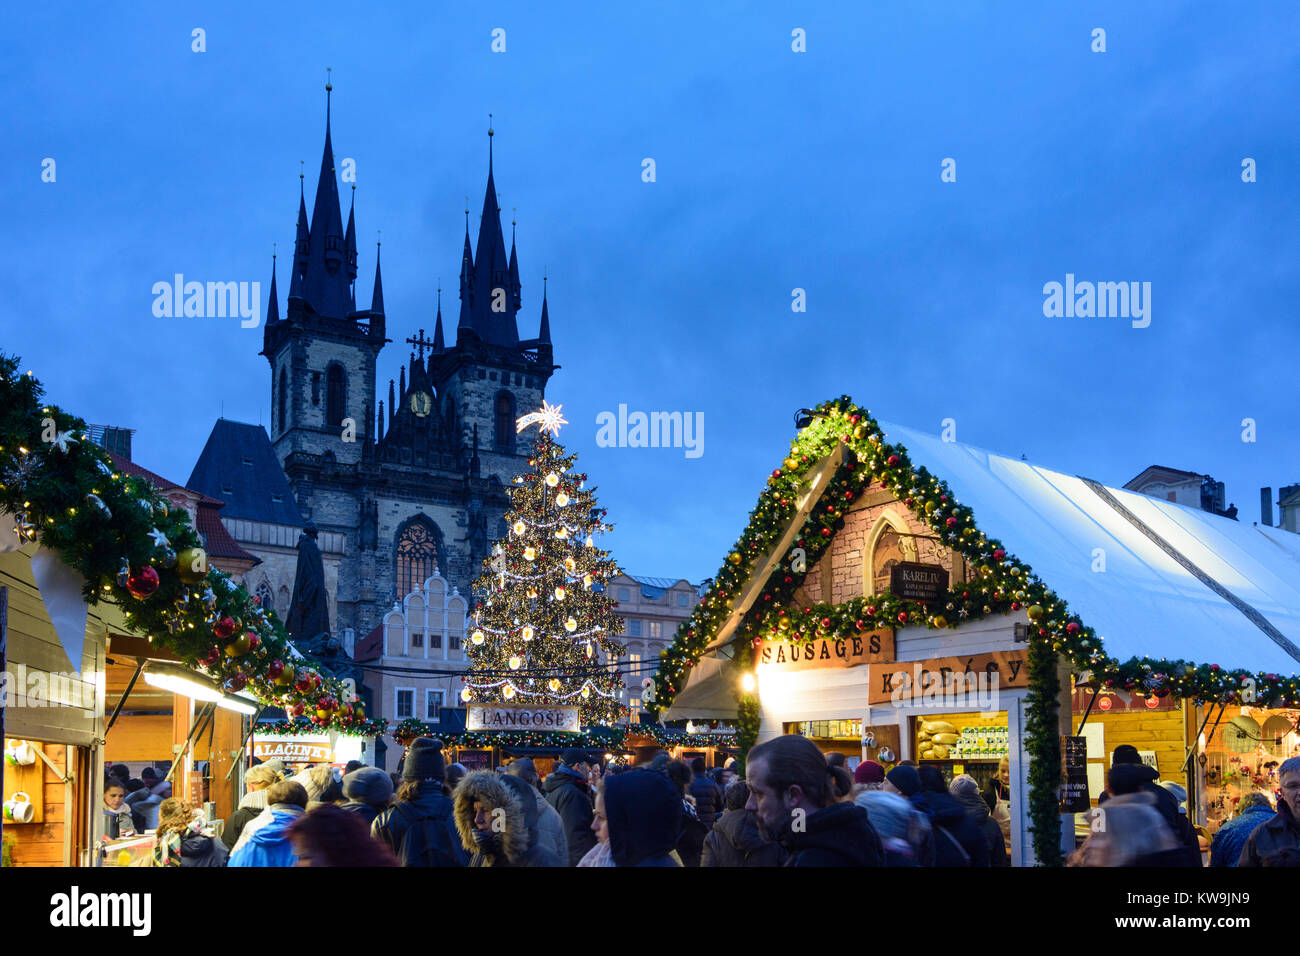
[4, 2, 1298, 584]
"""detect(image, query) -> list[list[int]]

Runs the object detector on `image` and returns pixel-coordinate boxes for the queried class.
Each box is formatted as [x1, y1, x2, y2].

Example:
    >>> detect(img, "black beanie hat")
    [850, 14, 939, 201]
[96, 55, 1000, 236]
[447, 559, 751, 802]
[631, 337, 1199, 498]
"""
[403, 737, 445, 783]
[1111, 745, 1143, 766]
[886, 764, 922, 797]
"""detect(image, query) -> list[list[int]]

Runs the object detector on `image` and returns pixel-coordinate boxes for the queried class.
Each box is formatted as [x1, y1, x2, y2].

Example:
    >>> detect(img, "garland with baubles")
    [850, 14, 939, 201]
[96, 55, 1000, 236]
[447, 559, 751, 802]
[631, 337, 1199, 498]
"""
[254, 718, 389, 738]
[0, 356, 358, 728]
[386, 720, 736, 751]
[648, 396, 1300, 862]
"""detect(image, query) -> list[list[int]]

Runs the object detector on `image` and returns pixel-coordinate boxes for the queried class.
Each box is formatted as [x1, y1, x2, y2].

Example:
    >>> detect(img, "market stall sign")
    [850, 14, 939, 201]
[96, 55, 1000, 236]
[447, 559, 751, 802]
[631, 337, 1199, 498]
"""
[757, 629, 895, 673]
[466, 704, 580, 733]
[252, 735, 332, 764]
[889, 562, 949, 602]
[869, 650, 1029, 705]
[1060, 735, 1091, 813]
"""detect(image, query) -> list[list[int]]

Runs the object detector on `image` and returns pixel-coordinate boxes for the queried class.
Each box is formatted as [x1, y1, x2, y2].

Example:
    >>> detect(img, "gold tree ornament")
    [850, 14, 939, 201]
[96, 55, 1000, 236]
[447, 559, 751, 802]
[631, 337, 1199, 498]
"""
[565, 617, 578, 632]
[471, 629, 485, 645]
[461, 687, 472, 702]
[546, 472, 560, 488]
[508, 655, 522, 670]
[524, 546, 537, 561]
[503, 683, 516, 699]
[521, 625, 534, 641]
[556, 492, 570, 507]
[513, 520, 526, 535]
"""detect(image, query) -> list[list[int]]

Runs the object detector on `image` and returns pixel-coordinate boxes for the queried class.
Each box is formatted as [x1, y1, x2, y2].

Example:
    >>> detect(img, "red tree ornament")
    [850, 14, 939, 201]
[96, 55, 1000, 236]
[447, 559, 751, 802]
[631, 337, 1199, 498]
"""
[126, 566, 160, 600]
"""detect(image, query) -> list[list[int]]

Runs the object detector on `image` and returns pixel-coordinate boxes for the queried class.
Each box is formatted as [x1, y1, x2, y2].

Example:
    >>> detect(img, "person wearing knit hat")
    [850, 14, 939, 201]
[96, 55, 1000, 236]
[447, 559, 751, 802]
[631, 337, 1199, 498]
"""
[854, 760, 885, 787]
[371, 740, 466, 867]
[884, 765, 922, 798]
[341, 767, 394, 827]
[544, 748, 598, 865]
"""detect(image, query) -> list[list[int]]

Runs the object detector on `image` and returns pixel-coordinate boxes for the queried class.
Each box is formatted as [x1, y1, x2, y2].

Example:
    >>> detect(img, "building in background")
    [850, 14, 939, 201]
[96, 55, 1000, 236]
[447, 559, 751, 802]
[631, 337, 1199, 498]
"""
[1124, 465, 1238, 519]
[605, 573, 701, 721]
[1260, 483, 1300, 533]
[352, 568, 468, 772]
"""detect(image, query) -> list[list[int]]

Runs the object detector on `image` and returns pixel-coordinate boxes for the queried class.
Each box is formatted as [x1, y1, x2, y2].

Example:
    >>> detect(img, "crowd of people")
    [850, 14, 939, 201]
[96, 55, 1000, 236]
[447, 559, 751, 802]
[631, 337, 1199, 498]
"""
[97, 740, 1300, 868]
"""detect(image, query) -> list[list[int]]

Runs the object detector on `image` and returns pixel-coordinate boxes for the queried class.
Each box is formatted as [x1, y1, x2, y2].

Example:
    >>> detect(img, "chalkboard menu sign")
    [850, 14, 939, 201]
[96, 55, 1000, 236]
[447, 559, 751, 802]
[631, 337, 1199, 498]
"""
[889, 562, 949, 602]
[1060, 735, 1091, 813]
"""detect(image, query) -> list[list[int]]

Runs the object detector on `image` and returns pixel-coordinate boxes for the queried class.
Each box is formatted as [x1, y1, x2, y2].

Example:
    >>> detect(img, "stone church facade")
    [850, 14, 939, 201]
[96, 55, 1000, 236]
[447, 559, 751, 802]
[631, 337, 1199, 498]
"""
[191, 86, 556, 648]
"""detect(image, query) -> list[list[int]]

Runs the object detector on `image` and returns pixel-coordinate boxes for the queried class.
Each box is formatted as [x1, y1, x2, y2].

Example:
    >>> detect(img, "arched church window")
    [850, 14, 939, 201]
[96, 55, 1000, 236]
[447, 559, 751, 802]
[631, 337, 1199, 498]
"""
[872, 528, 907, 595]
[494, 391, 515, 453]
[396, 519, 440, 600]
[326, 364, 347, 428]
[255, 580, 275, 617]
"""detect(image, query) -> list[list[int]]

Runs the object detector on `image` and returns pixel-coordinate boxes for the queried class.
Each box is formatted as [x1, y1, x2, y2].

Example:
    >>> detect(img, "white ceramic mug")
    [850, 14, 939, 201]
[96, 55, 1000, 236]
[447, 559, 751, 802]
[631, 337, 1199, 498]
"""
[4, 791, 34, 823]
[4, 739, 36, 766]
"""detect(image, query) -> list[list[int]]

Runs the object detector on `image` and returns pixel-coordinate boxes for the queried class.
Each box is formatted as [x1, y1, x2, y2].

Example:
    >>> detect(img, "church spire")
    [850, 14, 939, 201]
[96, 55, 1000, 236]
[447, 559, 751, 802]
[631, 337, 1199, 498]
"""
[267, 249, 280, 325]
[508, 211, 521, 313]
[433, 285, 446, 350]
[538, 273, 551, 345]
[290, 169, 309, 300]
[301, 70, 353, 318]
[371, 239, 385, 314]
[468, 117, 518, 346]
[345, 185, 358, 305]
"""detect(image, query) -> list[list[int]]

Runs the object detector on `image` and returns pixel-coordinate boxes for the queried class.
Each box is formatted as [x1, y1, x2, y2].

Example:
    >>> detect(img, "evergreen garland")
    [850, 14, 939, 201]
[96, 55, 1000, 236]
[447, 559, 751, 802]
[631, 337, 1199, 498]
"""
[1024, 640, 1064, 866]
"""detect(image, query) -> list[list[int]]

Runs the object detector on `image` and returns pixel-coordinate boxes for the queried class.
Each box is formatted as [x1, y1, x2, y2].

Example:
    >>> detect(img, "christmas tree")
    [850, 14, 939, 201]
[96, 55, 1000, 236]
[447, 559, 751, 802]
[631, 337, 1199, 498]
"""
[464, 402, 627, 725]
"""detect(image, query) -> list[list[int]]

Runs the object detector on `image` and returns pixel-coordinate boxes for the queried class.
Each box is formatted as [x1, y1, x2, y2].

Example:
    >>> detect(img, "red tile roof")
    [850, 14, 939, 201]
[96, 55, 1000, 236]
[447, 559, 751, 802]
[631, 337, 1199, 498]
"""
[354, 623, 384, 662]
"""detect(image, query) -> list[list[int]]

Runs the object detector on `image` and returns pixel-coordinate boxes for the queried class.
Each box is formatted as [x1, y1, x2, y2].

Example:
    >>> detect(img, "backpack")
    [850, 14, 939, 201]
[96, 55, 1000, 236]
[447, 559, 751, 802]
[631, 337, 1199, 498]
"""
[387, 801, 463, 867]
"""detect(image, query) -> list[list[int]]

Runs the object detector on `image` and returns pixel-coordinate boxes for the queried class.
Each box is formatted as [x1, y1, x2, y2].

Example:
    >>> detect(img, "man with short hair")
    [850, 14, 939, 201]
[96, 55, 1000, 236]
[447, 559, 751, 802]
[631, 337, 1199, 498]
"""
[1103, 745, 1201, 866]
[745, 735, 883, 867]
[543, 749, 596, 865]
[228, 780, 308, 867]
[1238, 756, 1300, 867]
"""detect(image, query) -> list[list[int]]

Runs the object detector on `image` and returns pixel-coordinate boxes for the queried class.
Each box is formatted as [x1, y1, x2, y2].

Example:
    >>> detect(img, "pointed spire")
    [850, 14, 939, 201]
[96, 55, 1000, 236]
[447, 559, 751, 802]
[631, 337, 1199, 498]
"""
[301, 69, 353, 318]
[370, 238, 385, 314]
[377, 401, 385, 442]
[345, 184, 358, 286]
[458, 197, 475, 334]
[508, 210, 521, 313]
[538, 272, 551, 345]
[470, 116, 517, 346]
[290, 169, 309, 300]
[433, 285, 446, 350]
[388, 380, 395, 424]
[267, 249, 280, 324]
[399, 364, 406, 399]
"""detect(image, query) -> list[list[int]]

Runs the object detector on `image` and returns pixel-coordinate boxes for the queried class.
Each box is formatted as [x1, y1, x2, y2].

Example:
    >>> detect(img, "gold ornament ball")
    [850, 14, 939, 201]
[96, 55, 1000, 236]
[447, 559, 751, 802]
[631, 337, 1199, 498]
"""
[471, 629, 485, 645]
[177, 547, 208, 583]
[1027, 604, 1045, 621]
[728, 552, 742, 565]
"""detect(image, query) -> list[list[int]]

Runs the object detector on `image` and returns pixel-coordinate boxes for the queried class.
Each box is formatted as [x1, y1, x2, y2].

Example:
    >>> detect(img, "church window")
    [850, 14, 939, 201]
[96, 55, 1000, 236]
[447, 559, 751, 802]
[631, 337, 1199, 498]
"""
[255, 580, 274, 616]
[278, 367, 287, 430]
[494, 391, 515, 453]
[395, 518, 440, 600]
[326, 363, 347, 427]
[312, 372, 321, 405]
[871, 528, 906, 595]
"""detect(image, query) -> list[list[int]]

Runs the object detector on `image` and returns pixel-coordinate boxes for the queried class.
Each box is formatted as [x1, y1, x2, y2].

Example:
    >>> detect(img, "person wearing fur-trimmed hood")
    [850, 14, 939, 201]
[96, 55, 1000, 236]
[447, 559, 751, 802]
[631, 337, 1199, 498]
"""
[453, 771, 566, 866]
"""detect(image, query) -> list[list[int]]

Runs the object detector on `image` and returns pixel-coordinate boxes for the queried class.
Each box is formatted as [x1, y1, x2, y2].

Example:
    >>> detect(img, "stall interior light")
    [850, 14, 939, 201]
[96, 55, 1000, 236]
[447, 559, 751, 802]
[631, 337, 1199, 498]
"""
[741, 672, 757, 693]
[216, 693, 258, 716]
[142, 661, 224, 703]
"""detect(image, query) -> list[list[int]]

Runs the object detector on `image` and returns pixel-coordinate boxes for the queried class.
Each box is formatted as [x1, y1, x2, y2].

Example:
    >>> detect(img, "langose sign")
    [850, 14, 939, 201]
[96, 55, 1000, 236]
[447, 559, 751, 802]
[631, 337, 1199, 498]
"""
[466, 704, 580, 733]
[252, 735, 332, 764]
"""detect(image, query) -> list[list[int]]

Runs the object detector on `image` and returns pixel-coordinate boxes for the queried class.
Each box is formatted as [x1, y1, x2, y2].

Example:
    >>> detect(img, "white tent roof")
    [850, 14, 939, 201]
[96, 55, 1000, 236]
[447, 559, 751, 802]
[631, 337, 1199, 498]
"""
[878, 421, 1300, 676]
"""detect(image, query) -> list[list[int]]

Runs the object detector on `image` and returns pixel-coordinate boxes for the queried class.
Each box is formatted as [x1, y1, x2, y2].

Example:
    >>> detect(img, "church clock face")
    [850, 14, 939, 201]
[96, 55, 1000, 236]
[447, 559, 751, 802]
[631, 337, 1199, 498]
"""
[409, 390, 432, 417]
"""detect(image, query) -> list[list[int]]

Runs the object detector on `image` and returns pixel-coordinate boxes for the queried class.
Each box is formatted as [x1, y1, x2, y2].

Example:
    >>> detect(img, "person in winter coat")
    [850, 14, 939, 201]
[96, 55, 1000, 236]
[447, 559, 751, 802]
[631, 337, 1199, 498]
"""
[1238, 757, 1300, 867]
[950, 774, 1007, 866]
[153, 798, 229, 867]
[1069, 764, 1180, 867]
[229, 780, 308, 867]
[882, 765, 936, 865]
[222, 764, 281, 850]
[1210, 793, 1275, 867]
[688, 757, 725, 829]
[578, 777, 615, 867]
[289, 804, 398, 866]
[1101, 745, 1201, 866]
[745, 734, 884, 867]
[102, 779, 135, 841]
[604, 768, 683, 866]
[666, 760, 709, 866]
[371, 738, 467, 867]
[918, 766, 989, 866]
[701, 781, 786, 867]
[543, 748, 597, 865]
[340, 767, 393, 828]
[506, 758, 569, 864]
[452, 770, 566, 867]
[855, 788, 932, 867]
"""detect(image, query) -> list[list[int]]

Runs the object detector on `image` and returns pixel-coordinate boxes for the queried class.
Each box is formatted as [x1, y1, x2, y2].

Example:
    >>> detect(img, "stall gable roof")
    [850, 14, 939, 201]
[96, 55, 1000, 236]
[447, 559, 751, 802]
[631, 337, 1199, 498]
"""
[875, 421, 1300, 675]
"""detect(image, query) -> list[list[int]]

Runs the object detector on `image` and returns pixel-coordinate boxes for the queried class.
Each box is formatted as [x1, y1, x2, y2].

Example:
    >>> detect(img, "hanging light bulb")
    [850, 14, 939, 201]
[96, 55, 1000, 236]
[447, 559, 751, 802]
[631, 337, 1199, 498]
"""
[581, 685, 591, 699]
[583, 573, 593, 588]
[584, 641, 593, 658]
[527, 587, 538, 599]
[471, 629, 485, 645]
[521, 625, 534, 641]
[555, 526, 569, 539]
[564, 556, 576, 573]
[503, 683, 516, 699]
[586, 535, 594, 548]
[555, 586, 566, 600]
[546, 472, 560, 487]
[513, 520, 526, 535]
[509, 655, 522, 670]
[556, 492, 570, 507]
[461, 686, 472, 702]
[524, 546, 536, 561]
[566, 617, 578, 632]
[548, 678, 560, 692]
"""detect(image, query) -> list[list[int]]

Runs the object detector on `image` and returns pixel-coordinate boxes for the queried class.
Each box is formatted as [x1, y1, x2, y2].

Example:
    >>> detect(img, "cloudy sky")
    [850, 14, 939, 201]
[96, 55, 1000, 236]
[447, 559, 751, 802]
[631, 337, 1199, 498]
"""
[5, 2, 1298, 584]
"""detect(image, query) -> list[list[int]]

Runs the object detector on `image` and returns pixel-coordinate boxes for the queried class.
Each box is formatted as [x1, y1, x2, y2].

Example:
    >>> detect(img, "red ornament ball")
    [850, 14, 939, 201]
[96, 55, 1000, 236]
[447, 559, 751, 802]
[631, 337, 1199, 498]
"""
[125, 566, 160, 600]
[993, 549, 1006, 561]
[213, 617, 236, 640]
[946, 517, 957, 527]
[1066, 622, 1080, 635]
[887, 455, 900, 466]
[897, 611, 909, 623]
